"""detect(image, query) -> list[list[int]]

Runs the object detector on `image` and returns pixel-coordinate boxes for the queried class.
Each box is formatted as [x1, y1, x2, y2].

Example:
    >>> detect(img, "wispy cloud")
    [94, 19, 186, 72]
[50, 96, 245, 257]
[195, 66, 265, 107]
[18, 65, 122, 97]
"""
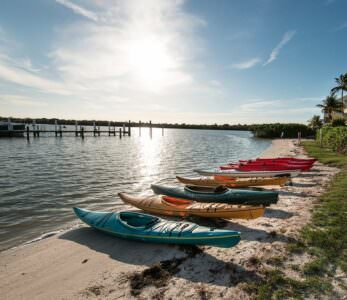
[0, 94, 48, 107]
[0, 27, 68, 95]
[263, 30, 296, 66]
[0, 0, 209, 114]
[232, 58, 261, 70]
[335, 21, 347, 31]
[240, 100, 280, 112]
[0, 62, 69, 95]
[55, 0, 98, 22]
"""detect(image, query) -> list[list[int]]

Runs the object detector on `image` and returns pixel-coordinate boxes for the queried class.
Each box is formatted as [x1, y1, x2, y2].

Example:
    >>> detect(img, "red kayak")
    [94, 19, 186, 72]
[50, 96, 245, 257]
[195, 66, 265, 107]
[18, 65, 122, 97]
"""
[221, 158, 314, 171]
[247, 157, 316, 164]
[238, 160, 312, 166]
[236, 161, 312, 169]
[220, 164, 309, 171]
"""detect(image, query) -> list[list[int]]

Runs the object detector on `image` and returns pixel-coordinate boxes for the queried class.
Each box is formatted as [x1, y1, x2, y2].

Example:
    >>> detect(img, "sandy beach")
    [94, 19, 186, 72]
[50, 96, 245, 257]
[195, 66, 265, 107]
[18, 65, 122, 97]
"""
[0, 139, 339, 299]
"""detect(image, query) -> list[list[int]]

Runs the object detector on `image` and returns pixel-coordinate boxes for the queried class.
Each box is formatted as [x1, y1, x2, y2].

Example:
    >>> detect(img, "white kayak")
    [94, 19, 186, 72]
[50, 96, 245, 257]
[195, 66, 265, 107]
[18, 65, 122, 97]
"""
[194, 169, 301, 178]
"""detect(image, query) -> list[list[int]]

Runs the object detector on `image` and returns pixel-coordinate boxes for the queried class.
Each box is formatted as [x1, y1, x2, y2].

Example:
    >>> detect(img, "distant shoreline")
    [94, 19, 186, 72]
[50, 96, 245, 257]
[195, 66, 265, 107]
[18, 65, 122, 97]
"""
[1, 117, 313, 135]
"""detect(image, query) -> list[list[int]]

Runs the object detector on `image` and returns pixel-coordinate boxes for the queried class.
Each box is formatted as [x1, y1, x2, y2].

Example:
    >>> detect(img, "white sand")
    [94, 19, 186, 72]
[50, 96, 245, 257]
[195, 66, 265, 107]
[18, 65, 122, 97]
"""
[0, 139, 340, 299]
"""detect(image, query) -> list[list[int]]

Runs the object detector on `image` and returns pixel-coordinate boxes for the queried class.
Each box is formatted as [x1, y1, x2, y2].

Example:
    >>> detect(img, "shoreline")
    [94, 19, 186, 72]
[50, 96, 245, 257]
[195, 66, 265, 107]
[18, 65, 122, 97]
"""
[0, 139, 338, 299]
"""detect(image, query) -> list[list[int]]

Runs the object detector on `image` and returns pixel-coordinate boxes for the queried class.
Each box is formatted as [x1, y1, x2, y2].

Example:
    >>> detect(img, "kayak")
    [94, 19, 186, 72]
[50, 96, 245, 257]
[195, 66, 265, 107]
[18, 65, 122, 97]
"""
[245, 157, 316, 164]
[151, 184, 278, 206]
[220, 163, 311, 171]
[194, 169, 300, 178]
[119, 192, 265, 220]
[176, 176, 289, 187]
[73, 207, 241, 248]
[240, 160, 314, 166]
[238, 160, 314, 167]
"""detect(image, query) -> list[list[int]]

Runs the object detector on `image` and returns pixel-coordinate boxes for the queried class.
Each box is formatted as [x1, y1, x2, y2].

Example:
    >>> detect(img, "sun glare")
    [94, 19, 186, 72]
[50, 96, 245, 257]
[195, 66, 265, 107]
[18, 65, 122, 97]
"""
[126, 36, 176, 92]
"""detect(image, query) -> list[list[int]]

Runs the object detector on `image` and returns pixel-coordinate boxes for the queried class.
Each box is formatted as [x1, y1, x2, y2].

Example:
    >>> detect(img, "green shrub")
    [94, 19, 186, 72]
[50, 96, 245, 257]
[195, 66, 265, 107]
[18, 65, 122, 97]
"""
[316, 126, 347, 153]
[250, 123, 314, 138]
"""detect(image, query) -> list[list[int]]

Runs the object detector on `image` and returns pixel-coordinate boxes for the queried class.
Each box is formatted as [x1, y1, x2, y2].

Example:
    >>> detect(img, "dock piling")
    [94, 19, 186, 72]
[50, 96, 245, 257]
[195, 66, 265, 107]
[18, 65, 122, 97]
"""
[54, 120, 58, 137]
[26, 126, 30, 141]
[119, 128, 122, 139]
[33, 120, 37, 138]
[149, 120, 152, 138]
[81, 127, 84, 139]
[75, 121, 78, 136]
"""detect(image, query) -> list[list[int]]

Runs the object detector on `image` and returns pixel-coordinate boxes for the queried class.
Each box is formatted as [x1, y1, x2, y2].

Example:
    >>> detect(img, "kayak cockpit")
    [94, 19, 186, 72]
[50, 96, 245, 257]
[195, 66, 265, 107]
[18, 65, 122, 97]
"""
[162, 196, 192, 207]
[184, 185, 228, 194]
[119, 212, 159, 229]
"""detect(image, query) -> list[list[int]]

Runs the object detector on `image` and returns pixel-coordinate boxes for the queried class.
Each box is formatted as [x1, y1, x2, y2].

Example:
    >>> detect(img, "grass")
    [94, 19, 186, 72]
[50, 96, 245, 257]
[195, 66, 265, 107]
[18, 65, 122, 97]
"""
[301, 141, 347, 275]
[301, 141, 347, 167]
[243, 269, 332, 300]
[242, 141, 347, 299]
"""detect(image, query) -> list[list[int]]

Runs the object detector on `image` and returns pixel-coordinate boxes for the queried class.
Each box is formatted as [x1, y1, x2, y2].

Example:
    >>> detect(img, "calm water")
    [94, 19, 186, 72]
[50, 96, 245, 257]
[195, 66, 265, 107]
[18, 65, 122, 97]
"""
[0, 128, 270, 251]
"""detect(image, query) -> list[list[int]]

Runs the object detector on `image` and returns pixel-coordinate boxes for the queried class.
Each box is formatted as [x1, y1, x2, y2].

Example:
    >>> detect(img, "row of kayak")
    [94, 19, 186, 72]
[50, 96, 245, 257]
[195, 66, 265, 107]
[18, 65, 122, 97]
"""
[220, 157, 316, 171]
[195, 157, 316, 177]
[74, 157, 315, 248]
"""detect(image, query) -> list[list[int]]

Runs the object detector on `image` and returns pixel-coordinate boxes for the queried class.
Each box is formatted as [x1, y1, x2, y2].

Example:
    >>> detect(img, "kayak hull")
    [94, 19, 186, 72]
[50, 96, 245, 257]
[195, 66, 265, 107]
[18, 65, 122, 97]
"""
[151, 184, 278, 206]
[176, 176, 289, 187]
[194, 169, 300, 178]
[119, 193, 265, 220]
[220, 163, 311, 171]
[244, 157, 316, 164]
[73, 207, 241, 248]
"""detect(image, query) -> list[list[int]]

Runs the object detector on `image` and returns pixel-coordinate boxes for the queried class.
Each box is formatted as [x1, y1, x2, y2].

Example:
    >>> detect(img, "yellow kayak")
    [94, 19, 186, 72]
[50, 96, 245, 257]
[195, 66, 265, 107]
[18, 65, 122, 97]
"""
[119, 192, 265, 220]
[176, 175, 289, 188]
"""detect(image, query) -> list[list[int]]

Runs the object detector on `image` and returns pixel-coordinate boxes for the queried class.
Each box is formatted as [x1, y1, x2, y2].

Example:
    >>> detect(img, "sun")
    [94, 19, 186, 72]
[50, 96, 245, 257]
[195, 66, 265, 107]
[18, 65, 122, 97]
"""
[126, 36, 176, 92]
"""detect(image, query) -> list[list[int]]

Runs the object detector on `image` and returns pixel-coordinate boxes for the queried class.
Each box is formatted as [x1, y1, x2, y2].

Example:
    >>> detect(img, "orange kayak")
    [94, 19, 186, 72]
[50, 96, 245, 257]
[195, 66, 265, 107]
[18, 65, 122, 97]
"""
[119, 192, 265, 220]
[176, 175, 289, 188]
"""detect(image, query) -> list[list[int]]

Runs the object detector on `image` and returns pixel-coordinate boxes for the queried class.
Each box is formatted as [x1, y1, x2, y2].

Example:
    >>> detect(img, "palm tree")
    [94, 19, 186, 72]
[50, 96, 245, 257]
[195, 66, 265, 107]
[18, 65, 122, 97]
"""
[308, 115, 323, 130]
[331, 73, 347, 111]
[316, 95, 343, 123]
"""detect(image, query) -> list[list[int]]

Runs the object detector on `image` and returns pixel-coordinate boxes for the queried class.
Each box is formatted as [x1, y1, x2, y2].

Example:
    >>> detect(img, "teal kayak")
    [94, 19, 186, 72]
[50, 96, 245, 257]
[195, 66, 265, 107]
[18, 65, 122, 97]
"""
[73, 207, 241, 248]
[151, 184, 278, 206]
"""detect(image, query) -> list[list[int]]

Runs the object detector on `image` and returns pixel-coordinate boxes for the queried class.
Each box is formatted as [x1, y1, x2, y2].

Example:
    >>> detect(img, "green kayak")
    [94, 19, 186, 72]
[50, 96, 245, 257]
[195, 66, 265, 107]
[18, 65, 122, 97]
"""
[73, 207, 241, 248]
[151, 184, 278, 206]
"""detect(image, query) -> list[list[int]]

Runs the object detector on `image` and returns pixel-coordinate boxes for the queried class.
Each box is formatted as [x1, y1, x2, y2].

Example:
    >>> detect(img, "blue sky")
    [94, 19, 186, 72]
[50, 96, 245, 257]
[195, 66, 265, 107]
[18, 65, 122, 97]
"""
[1, 0, 347, 124]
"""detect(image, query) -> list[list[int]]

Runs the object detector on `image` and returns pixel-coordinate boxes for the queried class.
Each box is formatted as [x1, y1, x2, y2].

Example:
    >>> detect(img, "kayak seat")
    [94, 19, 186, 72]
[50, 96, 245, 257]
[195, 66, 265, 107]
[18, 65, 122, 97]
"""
[119, 212, 159, 228]
[214, 185, 228, 193]
[184, 185, 228, 194]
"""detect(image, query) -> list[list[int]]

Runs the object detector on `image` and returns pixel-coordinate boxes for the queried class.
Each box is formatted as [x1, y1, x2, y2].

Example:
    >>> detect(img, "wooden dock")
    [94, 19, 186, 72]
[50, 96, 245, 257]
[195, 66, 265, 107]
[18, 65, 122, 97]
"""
[0, 118, 165, 140]
[25, 120, 132, 140]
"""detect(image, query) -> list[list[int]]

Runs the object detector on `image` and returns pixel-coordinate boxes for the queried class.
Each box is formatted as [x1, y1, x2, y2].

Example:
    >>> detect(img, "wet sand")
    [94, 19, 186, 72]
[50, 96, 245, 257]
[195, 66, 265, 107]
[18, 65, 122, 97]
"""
[0, 139, 339, 299]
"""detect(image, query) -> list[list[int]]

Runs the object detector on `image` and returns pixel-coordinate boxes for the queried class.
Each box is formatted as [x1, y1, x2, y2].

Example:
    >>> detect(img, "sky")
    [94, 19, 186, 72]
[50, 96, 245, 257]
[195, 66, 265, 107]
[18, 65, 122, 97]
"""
[1, 0, 347, 124]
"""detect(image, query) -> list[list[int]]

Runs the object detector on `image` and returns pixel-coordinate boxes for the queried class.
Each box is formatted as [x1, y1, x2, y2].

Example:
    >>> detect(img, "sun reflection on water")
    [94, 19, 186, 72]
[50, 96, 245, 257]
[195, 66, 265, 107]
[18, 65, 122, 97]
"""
[133, 129, 165, 195]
